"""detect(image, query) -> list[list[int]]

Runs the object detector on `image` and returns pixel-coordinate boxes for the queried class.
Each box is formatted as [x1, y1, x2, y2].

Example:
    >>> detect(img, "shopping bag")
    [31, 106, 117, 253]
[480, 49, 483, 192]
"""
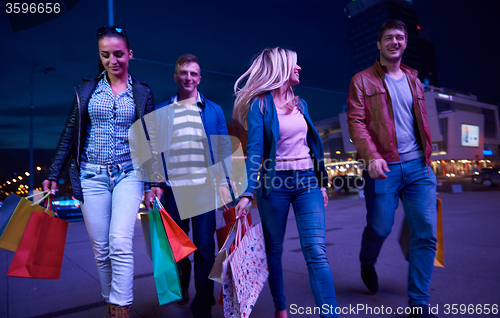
[223, 216, 268, 317]
[221, 216, 246, 314]
[0, 193, 23, 235]
[7, 196, 68, 279]
[149, 201, 182, 305]
[216, 203, 252, 251]
[139, 213, 152, 260]
[398, 198, 444, 267]
[434, 198, 444, 267]
[212, 199, 253, 306]
[0, 191, 54, 252]
[155, 197, 196, 262]
[209, 218, 238, 284]
[222, 253, 241, 318]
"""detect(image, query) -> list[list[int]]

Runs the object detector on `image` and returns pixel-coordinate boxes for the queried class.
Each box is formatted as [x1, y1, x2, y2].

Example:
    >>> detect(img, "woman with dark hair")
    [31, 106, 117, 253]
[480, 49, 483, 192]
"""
[42, 26, 163, 317]
[233, 47, 338, 318]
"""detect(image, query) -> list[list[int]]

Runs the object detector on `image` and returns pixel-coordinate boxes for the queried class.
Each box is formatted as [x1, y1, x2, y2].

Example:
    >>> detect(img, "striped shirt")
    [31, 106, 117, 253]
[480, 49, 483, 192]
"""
[82, 74, 136, 165]
[167, 93, 209, 187]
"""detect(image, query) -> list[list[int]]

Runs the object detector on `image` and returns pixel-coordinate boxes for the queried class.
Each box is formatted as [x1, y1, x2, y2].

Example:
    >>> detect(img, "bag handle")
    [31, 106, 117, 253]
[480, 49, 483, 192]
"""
[28, 190, 51, 206]
[25, 189, 49, 201]
[233, 215, 251, 247]
[220, 218, 238, 252]
[153, 196, 163, 211]
[43, 194, 60, 218]
[221, 198, 230, 212]
[234, 217, 242, 247]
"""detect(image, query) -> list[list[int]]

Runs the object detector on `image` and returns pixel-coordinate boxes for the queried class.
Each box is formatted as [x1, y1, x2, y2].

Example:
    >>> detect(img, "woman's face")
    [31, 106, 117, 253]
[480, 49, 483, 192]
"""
[287, 64, 301, 86]
[98, 36, 133, 78]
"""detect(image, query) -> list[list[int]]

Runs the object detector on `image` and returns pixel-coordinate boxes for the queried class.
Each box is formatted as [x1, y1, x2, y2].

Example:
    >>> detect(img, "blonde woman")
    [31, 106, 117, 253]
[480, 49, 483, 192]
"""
[234, 48, 338, 318]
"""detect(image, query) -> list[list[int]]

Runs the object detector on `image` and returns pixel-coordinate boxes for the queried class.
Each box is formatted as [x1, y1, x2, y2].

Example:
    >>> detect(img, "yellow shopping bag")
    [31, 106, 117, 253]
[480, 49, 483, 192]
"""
[434, 198, 444, 267]
[398, 198, 444, 267]
[0, 191, 55, 252]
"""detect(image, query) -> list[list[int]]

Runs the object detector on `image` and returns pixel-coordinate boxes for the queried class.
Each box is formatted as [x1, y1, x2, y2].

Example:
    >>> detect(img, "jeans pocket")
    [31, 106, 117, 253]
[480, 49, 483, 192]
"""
[80, 168, 97, 180]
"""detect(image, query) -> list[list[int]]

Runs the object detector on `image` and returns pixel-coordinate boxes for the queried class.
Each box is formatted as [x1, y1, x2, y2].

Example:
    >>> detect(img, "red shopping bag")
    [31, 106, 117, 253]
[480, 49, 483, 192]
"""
[155, 197, 196, 262]
[216, 204, 252, 251]
[7, 196, 68, 279]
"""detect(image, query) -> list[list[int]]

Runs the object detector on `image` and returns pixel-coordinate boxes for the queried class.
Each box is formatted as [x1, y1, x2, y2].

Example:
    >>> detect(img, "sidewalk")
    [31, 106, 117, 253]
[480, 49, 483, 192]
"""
[1, 191, 499, 317]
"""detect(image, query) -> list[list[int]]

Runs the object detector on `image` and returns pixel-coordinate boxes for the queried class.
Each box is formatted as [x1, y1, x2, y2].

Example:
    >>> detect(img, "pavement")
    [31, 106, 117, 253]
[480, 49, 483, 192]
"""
[1, 187, 500, 318]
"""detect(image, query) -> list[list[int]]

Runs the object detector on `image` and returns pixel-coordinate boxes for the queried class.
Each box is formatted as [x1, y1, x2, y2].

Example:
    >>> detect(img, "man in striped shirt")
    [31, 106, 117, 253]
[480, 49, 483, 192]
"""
[147, 54, 232, 318]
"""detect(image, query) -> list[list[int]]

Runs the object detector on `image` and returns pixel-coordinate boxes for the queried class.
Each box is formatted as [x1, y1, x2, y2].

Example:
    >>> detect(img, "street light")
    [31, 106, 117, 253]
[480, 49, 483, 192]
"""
[29, 64, 55, 195]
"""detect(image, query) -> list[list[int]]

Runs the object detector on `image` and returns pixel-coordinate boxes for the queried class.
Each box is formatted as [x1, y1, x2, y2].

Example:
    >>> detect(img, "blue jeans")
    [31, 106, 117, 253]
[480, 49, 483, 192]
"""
[161, 184, 216, 318]
[80, 161, 144, 306]
[257, 169, 338, 318]
[361, 157, 437, 306]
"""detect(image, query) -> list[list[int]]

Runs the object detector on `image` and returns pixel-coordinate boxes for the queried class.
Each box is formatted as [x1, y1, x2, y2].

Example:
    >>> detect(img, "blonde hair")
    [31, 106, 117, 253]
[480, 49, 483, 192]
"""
[233, 47, 299, 129]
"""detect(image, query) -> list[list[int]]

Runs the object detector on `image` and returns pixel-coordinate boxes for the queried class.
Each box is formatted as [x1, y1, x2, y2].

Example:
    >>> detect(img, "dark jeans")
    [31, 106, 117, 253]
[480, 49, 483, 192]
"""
[361, 157, 437, 306]
[257, 169, 338, 318]
[162, 185, 216, 318]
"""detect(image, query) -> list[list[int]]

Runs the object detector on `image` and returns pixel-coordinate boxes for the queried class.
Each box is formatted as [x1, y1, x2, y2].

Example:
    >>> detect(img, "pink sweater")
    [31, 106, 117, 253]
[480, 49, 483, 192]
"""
[275, 105, 313, 171]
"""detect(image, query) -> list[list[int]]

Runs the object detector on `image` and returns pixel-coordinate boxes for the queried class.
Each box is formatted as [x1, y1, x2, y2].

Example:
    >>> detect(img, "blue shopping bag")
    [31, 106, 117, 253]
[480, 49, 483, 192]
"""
[0, 193, 23, 235]
[149, 202, 182, 305]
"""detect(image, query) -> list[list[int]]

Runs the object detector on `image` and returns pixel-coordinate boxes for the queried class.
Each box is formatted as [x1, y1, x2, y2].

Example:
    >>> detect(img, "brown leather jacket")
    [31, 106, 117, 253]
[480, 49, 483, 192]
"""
[347, 60, 432, 166]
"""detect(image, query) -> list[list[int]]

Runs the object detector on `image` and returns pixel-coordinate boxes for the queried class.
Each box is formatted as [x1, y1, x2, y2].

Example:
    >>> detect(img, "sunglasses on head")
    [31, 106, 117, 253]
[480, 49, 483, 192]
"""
[96, 26, 126, 38]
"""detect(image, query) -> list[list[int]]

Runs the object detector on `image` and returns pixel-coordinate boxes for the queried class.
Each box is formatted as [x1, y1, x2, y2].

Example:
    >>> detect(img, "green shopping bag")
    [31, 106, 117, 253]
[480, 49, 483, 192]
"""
[149, 202, 182, 305]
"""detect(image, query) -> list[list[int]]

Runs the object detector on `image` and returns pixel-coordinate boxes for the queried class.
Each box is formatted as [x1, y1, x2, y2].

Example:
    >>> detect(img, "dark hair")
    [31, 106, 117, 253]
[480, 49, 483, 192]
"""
[377, 19, 408, 42]
[97, 26, 131, 74]
[175, 54, 199, 74]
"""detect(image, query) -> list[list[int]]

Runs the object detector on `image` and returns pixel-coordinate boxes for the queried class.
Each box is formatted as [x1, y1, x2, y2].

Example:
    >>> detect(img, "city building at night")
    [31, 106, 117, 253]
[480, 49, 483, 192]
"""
[315, 86, 500, 179]
[424, 86, 500, 176]
[344, 0, 438, 86]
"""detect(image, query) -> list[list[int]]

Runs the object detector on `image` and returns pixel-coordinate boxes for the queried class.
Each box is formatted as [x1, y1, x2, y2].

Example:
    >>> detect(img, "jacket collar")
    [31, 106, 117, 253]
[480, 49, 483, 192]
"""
[169, 91, 206, 107]
[83, 72, 151, 117]
[373, 58, 418, 80]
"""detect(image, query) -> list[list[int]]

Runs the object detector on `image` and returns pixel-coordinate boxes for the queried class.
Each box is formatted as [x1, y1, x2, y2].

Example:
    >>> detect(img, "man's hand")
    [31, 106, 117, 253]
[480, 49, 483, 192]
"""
[367, 159, 390, 180]
[42, 179, 57, 195]
[321, 188, 328, 207]
[145, 186, 164, 210]
[235, 197, 251, 219]
[218, 185, 232, 206]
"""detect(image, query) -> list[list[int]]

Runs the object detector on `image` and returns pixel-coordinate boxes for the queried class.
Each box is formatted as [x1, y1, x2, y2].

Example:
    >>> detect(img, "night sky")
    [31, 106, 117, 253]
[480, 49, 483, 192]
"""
[0, 0, 499, 150]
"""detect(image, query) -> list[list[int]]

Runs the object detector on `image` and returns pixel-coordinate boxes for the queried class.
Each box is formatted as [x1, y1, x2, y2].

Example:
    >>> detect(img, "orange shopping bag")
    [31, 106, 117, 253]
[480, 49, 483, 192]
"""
[154, 197, 196, 262]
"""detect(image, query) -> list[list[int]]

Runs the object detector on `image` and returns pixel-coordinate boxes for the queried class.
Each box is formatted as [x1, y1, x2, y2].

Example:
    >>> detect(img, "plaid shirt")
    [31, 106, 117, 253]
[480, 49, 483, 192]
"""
[82, 74, 136, 165]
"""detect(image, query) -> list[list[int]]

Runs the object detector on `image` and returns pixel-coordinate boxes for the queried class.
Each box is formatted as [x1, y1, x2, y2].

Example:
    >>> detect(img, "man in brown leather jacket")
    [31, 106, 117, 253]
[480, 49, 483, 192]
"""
[347, 19, 437, 318]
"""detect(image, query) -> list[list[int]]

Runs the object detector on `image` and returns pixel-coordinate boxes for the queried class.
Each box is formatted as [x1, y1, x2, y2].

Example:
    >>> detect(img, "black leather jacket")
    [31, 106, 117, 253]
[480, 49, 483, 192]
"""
[46, 73, 160, 201]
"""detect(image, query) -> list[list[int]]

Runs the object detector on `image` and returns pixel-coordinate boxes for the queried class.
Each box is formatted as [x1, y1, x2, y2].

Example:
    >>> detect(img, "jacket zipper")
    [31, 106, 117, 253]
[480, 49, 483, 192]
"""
[75, 87, 82, 166]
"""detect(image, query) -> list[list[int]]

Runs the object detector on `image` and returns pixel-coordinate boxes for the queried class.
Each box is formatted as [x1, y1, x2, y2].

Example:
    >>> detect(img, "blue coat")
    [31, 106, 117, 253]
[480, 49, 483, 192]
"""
[242, 92, 328, 198]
